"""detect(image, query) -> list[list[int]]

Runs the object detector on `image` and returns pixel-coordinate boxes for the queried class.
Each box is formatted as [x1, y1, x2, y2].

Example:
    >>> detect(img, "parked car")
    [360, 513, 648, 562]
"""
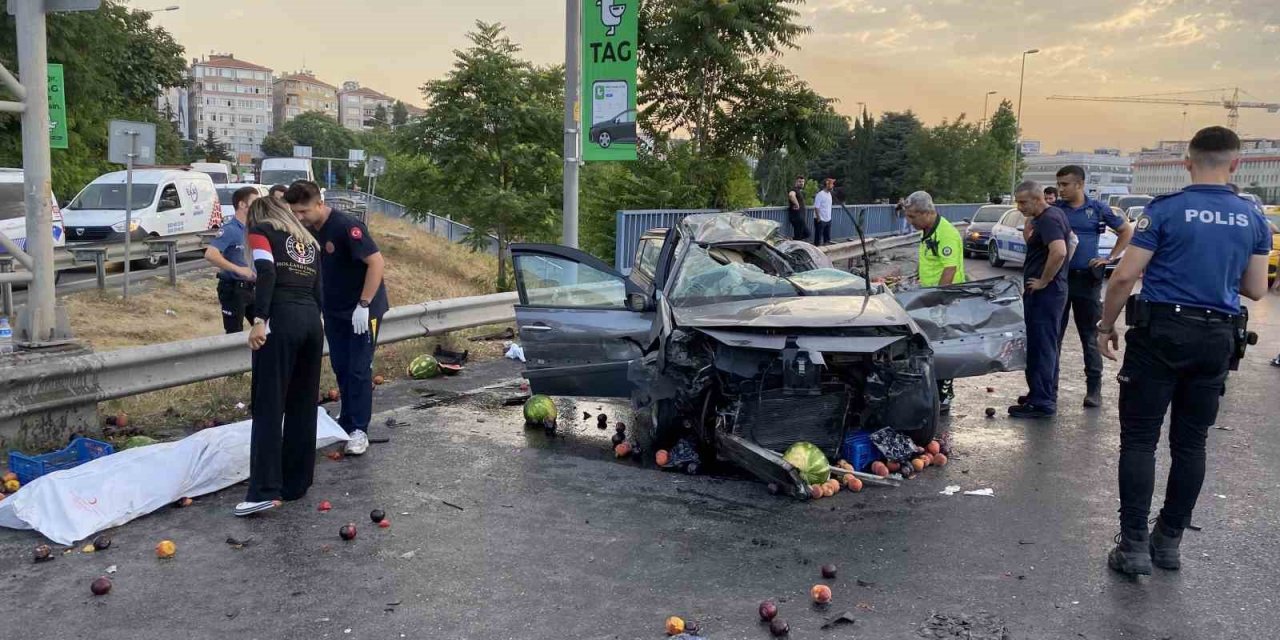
[1124, 205, 1143, 221]
[588, 109, 637, 149]
[987, 208, 1116, 269]
[509, 212, 1026, 496]
[63, 169, 222, 246]
[214, 184, 270, 213]
[962, 204, 1013, 258]
[1110, 194, 1153, 212]
[0, 168, 64, 255]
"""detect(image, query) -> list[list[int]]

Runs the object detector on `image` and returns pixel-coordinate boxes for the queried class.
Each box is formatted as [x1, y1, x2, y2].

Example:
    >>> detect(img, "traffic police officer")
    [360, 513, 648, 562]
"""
[204, 186, 260, 333]
[903, 190, 965, 412]
[1053, 165, 1133, 407]
[286, 181, 389, 457]
[1098, 126, 1271, 576]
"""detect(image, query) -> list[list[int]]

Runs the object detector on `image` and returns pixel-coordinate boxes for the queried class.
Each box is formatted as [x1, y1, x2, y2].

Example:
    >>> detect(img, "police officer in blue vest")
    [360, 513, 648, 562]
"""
[1098, 126, 1271, 577]
[1053, 165, 1133, 407]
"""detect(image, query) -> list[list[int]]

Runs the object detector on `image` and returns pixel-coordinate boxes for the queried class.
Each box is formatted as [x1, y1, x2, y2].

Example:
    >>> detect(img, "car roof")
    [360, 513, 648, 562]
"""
[680, 212, 781, 245]
[90, 169, 213, 184]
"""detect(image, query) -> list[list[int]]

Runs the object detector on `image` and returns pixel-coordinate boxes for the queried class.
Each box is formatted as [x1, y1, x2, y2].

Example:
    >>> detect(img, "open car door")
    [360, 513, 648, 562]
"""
[511, 243, 655, 397]
[894, 275, 1026, 380]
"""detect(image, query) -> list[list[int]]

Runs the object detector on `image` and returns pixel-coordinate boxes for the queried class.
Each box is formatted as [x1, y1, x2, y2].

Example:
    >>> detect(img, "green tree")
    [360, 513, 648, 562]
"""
[391, 101, 409, 127]
[983, 100, 1019, 200]
[260, 131, 296, 158]
[640, 0, 809, 156]
[370, 103, 389, 131]
[870, 111, 923, 201]
[277, 111, 358, 185]
[0, 1, 188, 197]
[200, 130, 230, 162]
[401, 22, 562, 289]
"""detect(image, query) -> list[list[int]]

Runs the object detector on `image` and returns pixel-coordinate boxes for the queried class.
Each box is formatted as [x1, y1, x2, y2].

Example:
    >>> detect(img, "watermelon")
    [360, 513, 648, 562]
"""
[407, 355, 441, 380]
[782, 441, 830, 485]
[523, 395, 558, 427]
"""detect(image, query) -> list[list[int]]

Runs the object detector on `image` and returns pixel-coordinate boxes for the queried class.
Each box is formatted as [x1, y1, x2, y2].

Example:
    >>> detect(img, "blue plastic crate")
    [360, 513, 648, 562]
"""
[8, 437, 115, 485]
[840, 431, 878, 472]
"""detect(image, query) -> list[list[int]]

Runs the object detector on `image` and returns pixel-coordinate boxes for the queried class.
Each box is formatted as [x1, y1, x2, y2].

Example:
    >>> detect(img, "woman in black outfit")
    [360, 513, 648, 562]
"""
[235, 197, 325, 517]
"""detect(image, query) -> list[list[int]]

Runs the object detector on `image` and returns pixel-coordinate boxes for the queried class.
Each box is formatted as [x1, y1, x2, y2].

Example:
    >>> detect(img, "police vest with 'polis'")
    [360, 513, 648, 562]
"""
[1185, 209, 1252, 227]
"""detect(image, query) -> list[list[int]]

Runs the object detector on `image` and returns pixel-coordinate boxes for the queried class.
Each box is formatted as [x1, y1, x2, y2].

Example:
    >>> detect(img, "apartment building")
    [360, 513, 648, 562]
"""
[273, 71, 340, 127]
[1133, 140, 1280, 202]
[188, 54, 273, 162]
[338, 81, 395, 131]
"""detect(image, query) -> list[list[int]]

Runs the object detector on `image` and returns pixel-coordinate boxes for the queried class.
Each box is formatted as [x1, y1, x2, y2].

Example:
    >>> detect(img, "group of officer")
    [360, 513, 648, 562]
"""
[204, 181, 390, 516]
[907, 125, 1272, 578]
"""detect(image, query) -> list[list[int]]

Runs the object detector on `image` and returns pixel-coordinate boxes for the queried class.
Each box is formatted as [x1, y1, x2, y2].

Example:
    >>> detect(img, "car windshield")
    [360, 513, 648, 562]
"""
[260, 169, 309, 185]
[0, 183, 24, 221]
[972, 206, 1007, 223]
[214, 187, 240, 206]
[1116, 195, 1152, 210]
[670, 242, 866, 307]
[67, 183, 158, 210]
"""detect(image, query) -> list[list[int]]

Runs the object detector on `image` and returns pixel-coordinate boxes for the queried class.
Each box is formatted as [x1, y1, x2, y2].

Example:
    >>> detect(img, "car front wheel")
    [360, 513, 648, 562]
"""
[988, 240, 1006, 268]
[598, 132, 612, 148]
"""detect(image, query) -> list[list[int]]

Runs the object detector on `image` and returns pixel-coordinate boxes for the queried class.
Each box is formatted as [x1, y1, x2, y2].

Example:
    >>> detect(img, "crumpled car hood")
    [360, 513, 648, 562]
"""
[671, 294, 914, 329]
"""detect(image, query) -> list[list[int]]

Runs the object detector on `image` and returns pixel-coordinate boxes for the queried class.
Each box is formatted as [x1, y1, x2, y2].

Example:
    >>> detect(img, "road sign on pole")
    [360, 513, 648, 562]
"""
[108, 119, 156, 300]
[293, 145, 312, 158]
[581, 0, 637, 162]
[46, 63, 66, 149]
[365, 155, 386, 177]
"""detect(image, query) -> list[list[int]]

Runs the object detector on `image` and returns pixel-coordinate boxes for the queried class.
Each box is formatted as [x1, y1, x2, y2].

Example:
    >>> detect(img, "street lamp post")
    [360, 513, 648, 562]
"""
[139, 5, 180, 12]
[981, 90, 997, 128]
[1010, 49, 1039, 199]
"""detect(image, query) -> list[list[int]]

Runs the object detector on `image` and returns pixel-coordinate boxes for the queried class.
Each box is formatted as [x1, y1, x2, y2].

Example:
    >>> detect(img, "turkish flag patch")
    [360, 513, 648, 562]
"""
[349, 226, 363, 241]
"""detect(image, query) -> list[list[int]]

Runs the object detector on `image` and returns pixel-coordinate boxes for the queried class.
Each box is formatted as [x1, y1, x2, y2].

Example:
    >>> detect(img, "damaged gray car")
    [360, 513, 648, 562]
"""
[511, 213, 1026, 497]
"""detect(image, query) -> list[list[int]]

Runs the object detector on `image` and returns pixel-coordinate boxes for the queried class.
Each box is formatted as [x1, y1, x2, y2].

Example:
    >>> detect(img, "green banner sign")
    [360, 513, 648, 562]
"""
[581, 0, 637, 161]
[48, 63, 68, 150]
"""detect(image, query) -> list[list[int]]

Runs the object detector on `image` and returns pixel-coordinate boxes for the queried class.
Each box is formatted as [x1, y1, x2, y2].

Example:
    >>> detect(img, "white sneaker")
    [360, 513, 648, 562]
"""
[234, 500, 279, 517]
[344, 430, 369, 456]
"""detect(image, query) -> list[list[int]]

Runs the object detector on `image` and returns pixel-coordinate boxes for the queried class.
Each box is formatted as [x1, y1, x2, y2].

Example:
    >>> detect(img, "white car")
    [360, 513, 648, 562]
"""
[214, 184, 270, 213]
[0, 168, 64, 256]
[987, 208, 1116, 269]
[64, 169, 222, 244]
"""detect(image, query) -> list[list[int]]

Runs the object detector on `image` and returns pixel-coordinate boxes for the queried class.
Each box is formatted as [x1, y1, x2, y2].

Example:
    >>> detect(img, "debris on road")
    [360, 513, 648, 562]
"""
[665, 616, 685, 635]
[33, 544, 52, 563]
[811, 584, 833, 604]
[963, 488, 995, 497]
[940, 485, 961, 496]
[985, 407, 997, 418]
[173, 497, 193, 508]
[821, 611, 857, 630]
[92, 535, 112, 550]
[522, 394, 558, 435]
[441, 500, 465, 511]
[339, 523, 357, 541]
[105, 564, 117, 574]
[90, 576, 112, 595]
[504, 343, 525, 362]
[370, 509, 386, 523]
[759, 600, 778, 621]
[408, 354, 442, 379]
[469, 326, 515, 342]
[769, 618, 790, 636]
[225, 536, 254, 549]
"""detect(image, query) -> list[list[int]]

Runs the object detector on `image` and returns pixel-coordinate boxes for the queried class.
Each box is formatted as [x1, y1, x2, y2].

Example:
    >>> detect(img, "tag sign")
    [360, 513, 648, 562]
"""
[581, 0, 637, 161]
[107, 120, 156, 166]
[47, 63, 67, 149]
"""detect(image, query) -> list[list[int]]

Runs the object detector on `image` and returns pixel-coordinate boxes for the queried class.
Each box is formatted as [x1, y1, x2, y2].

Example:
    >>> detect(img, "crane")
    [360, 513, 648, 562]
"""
[1047, 88, 1280, 131]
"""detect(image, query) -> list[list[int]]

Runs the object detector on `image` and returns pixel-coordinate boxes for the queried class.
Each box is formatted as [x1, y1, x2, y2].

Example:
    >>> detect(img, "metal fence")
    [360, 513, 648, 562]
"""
[324, 190, 500, 254]
[613, 204, 984, 271]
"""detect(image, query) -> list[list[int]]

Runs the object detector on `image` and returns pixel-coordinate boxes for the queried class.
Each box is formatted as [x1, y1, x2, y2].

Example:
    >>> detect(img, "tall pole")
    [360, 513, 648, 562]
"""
[982, 90, 996, 129]
[562, 0, 581, 248]
[14, 0, 55, 344]
[122, 135, 136, 300]
[1010, 49, 1039, 199]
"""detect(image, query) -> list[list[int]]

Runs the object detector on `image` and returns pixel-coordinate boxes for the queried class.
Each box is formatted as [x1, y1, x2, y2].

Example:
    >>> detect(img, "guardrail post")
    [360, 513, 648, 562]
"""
[166, 243, 177, 287]
[0, 257, 13, 318]
[94, 251, 105, 291]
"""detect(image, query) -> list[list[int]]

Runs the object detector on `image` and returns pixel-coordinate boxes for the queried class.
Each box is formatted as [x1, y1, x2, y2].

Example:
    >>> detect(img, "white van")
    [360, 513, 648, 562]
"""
[190, 162, 232, 185]
[0, 168, 64, 255]
[63, 169, 222, 244]
[259, 157, 314, 187]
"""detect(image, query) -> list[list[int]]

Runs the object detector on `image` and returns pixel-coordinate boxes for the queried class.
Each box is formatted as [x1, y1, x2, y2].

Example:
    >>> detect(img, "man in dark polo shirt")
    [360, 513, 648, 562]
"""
[1009, 180, 1070, 419]
[286, 181, 390, 455]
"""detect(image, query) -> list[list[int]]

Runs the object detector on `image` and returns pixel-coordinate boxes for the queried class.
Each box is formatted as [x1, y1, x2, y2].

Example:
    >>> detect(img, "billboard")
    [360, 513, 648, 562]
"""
[581, 0, 637, 161]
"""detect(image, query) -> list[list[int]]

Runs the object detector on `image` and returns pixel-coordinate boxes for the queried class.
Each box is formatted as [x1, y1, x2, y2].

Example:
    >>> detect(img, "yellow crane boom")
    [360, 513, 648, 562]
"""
[1047, 88, 1280, 131]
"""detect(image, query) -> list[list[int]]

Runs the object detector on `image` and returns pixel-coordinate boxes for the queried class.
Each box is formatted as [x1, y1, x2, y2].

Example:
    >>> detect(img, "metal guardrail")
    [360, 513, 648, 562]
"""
[614, 204, 983, 271]
[324, 190, 500, 255]
[0, 292, 518, 427]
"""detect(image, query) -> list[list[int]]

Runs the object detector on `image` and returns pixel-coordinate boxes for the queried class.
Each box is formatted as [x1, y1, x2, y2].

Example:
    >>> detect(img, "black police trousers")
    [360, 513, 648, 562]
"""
[216, 278, 255, 334]
[246, 305, 324, 503]
[1058, 269, 1104, 385]
[1116, 308, 1233, 531]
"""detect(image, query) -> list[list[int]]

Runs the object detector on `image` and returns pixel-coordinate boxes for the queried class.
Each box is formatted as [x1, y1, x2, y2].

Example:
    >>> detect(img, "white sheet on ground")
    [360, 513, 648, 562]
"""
[0, 413, 349, 545]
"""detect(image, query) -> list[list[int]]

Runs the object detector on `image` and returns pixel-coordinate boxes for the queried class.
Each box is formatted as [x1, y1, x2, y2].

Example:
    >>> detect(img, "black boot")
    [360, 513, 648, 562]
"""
[1108, 527, 1153, 576]
[1083, 379, 1102, 408]
[1149, 517, 1183, 570]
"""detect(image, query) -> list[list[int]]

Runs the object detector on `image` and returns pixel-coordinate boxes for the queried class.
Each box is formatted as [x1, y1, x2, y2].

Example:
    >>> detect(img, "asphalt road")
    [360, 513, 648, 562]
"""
[2, 257, 1278, 639]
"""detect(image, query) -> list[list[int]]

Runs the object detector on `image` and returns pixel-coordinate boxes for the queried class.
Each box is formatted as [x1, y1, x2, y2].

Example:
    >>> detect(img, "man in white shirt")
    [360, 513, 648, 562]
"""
[813, 178, 834, 245]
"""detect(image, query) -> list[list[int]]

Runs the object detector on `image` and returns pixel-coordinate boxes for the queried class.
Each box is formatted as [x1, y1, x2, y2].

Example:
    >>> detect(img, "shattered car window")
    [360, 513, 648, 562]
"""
[516, 254, 626, 308]
[670, 244, 797, 306]
[786, 268, 868, 295]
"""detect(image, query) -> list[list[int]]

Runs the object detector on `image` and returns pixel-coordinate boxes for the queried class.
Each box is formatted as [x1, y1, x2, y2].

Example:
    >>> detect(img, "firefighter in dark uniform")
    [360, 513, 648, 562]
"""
[236, 197, 325, 517]
[1098, 126, 1271, 576]
[286, 181, 389, 457]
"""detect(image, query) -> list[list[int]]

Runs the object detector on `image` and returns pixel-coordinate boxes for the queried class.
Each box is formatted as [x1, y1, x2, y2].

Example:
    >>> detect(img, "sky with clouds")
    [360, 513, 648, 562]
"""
[153, 0, 1280, 153]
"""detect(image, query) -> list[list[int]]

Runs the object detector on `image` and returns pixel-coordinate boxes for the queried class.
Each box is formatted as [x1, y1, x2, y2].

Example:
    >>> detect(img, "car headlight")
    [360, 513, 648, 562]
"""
[111, 220, 140, 233]
[968, 232, 980, 240]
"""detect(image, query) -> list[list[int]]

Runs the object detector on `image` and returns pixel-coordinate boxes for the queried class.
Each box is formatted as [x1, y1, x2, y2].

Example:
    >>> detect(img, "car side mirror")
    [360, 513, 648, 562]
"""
[626, 292, 650, 312]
